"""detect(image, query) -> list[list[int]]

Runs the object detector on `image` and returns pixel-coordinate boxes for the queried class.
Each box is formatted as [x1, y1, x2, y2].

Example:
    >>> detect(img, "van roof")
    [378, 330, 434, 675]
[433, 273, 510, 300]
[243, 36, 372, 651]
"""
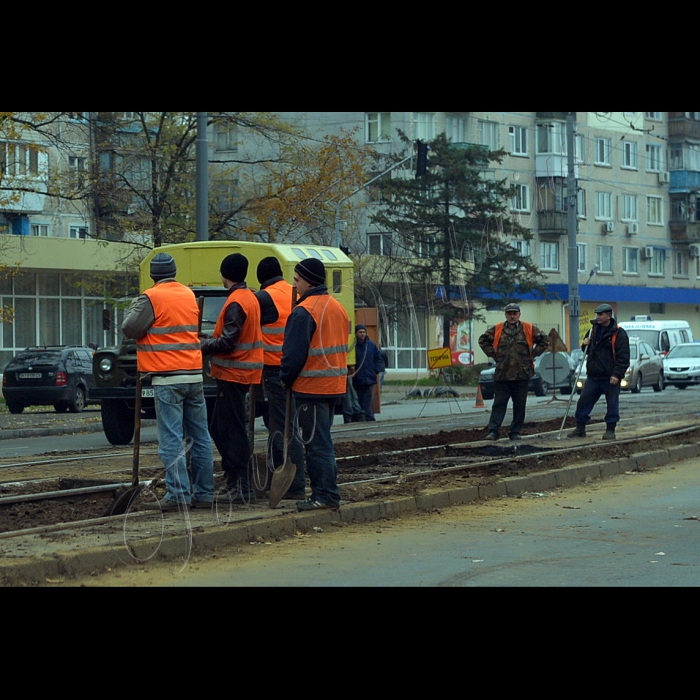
[619, 320, 691, 330]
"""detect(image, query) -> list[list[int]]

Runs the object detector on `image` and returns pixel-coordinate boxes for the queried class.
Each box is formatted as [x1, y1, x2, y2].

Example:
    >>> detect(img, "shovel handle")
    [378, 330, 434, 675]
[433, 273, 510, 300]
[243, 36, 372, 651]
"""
[132, 373, 143, 487]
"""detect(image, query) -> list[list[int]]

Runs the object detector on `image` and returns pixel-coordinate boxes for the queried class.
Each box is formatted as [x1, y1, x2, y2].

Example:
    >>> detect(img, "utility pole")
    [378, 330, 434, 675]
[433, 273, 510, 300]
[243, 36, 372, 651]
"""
[566, 112, 580, 348]
[196, 112, 209, 242]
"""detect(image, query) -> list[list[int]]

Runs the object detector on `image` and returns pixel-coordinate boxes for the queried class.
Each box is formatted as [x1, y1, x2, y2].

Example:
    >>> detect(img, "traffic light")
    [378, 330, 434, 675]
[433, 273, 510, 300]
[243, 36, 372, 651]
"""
[415, 140, 429, 178]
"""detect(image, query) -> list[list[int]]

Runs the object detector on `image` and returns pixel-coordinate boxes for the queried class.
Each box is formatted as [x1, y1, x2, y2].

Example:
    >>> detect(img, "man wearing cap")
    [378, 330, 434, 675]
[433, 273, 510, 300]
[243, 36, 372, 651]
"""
[122, 253, 215, 512]
[201, 253, 264, 502]
[568, 303, 630, 440]
[280, 258, 348, 511]
[351, 324, 384, 422]
[254, 256, 307, 500]
[478, 303, 549, 441]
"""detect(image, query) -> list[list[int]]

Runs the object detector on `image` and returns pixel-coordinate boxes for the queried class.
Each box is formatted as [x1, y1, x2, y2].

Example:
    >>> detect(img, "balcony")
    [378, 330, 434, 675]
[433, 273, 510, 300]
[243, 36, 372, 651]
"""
[668, 118, 700, 141]
[538, 210, 568, 235]
[536, 113, 575, 121]
[670, 220, 700, 242]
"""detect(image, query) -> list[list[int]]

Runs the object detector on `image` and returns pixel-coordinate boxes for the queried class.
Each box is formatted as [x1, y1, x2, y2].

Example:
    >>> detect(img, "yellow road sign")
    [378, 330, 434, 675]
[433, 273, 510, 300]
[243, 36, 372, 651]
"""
[427, 347, 452, 370]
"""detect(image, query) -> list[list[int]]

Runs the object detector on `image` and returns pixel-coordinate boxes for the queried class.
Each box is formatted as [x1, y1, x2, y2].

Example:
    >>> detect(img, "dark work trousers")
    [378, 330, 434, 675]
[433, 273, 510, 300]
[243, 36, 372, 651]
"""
[209, 379, 252, 494]
[262, 366, 307, 494]
[488, 379, 529, 436]
[354, 382, 377, 421]
[574, 377, 621, 427]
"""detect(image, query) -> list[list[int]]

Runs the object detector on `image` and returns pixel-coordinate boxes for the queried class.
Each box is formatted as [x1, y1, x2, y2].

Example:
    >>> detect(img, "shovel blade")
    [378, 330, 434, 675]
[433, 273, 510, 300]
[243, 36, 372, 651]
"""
[268, 461, 296, 509]
[105, 485, 144, 517]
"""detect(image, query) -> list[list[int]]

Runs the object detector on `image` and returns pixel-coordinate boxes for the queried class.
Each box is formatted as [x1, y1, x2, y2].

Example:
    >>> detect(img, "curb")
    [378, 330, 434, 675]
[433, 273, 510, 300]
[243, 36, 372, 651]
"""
[2, 439, 699, 586]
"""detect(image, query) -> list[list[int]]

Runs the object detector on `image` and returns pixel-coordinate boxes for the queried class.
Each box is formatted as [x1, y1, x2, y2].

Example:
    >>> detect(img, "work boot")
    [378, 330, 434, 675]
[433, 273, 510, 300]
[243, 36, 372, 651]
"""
[567, 424, 586, 438]
[603, 428, 616, 440]
[486, 432, 499, 441]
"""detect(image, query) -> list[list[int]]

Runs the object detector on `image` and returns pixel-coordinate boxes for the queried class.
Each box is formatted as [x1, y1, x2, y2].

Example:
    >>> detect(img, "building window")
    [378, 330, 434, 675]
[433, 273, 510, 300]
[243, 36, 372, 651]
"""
[645, 112, 663, 121]
[623, 247, 639, 274]
[69, 225, 89, 240]
[621, 141, 638, 170]
[647, 195, 664, 225]
[214, 122, 238, 152]
[621, 194, 638, 222]
[646, 144, 664, 172]
[595, 137, 612, 166]
[1, 142, 41, 178]
[537, 122, 566, 155]
[445, 114, 469, 143]
[511, 184, 530, 213]
[478, 120, 500, 150]
[512, 240, 531, 258]
[413, 113, 436, 141]
[540, 241, 559, 271]
[673, 250, 689, 278]
[68, 156, 87, 188]
[30, 223, 50, 237]
[366, 113, 392, 143]
[577, 243, 587, 273]
[577, 189, 587, 218]
[597, 245, 614, 273]
[368, 232, 393, 256]
[509, 126, 528, 156]
[67, 112, 89, 123]
[596, 191, 613, 220]
[649, 248, 665, 276]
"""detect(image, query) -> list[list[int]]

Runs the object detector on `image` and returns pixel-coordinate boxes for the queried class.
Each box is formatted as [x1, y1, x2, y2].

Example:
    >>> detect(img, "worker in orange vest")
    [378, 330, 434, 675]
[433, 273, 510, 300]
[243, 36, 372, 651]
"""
[280, 258, 348, 511]
[254, 256, 307, 500]
[201, 254, 264, 503]
[122, 253, 214, 512]
[478, 302, 549, 442]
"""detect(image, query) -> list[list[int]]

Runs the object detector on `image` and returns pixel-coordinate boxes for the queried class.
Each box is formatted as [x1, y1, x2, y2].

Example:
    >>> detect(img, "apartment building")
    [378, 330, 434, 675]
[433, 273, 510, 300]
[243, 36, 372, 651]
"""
[278, 112, 700, 370]
[0, 113, 137, 370]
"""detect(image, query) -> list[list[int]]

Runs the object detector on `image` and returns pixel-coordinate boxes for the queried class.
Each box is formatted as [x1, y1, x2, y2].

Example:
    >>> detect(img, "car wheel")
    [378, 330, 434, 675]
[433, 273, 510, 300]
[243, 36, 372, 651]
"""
[101, 399, 135, 445]
[534, 380, 548, 397]
[69, 385, 86, 413]
[652, 372, 664, 392]
[54, 402, 69, 413]
[631, 374, 642, 394]
[7, 402, 24, 414]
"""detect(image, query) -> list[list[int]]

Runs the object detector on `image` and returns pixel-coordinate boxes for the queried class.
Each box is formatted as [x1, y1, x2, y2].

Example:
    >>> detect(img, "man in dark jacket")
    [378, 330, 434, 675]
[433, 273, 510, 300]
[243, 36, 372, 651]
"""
[352, 324, 384, 422]
[568, 303, 631, 440]
[478, 303, 549, 441]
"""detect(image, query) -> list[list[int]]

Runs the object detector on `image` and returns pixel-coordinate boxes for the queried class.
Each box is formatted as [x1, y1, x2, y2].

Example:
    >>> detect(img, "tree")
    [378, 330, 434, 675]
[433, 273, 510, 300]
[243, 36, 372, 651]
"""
[367, 132, 548, 348]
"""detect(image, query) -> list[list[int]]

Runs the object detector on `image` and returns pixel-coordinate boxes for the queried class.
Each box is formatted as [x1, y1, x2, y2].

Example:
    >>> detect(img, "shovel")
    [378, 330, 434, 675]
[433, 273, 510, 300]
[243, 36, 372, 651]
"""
[249, 384, 267, 498]
[557, 344, 588, 440]
[105, 372, 145, 516]
[268, 387, 297, 509]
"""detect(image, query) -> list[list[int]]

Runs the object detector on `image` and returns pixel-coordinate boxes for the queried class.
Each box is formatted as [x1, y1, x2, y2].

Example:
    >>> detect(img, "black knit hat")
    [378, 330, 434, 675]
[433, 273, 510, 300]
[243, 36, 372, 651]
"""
[150, 253, 177, 281]
[257, 256, 283, 285]
[220, 253, 248, 283]
[295, 258, 326, 287]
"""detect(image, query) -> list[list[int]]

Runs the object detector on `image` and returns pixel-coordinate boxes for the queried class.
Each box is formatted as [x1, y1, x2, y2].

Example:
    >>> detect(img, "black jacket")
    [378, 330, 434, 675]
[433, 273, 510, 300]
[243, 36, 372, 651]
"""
[583, 319, 631, 381]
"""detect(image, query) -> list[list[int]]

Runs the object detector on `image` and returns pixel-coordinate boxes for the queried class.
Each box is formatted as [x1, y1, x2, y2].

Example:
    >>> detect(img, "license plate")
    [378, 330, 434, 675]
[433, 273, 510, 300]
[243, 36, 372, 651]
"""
[141, 388, 155, 398]
[19, 373, 42, 379]
[673, 374, 688, 380]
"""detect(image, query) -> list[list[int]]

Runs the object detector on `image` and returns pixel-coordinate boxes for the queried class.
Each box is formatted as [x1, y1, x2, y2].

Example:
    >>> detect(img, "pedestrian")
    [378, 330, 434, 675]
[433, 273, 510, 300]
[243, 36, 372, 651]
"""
[352, 324, 384, 421]
[478, 302, 549, 441]
[200, 253, 264, 503]
[567, 303, 630, 440]
[342, 370, 364, 423]
[379, 348, 389, 389]
[122, 252, 215, 511]
[280, 258, 348, 511]
[254, 256, 307, 501]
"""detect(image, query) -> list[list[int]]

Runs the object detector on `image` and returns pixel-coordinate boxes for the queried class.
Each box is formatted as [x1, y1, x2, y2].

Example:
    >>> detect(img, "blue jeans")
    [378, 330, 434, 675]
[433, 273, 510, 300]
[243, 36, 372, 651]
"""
[574, 378, 621, 427]
[154, 382, 215, 505]
[263, 367, 306, 493]
[294, 397, 340, 506]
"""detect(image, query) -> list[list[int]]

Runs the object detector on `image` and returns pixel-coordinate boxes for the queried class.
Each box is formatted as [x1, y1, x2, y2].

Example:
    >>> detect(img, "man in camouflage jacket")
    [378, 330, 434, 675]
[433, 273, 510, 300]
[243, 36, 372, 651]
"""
[478, 303, 549, 441]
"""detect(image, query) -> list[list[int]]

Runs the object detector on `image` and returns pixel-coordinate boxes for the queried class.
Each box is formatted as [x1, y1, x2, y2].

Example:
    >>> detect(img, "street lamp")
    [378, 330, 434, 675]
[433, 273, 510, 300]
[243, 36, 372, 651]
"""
[196, 112, 209, 242]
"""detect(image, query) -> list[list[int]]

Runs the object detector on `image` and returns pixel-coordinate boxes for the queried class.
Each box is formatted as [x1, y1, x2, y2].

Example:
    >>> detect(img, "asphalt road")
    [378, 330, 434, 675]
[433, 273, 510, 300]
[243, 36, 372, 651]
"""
[67, 455, 700, 587]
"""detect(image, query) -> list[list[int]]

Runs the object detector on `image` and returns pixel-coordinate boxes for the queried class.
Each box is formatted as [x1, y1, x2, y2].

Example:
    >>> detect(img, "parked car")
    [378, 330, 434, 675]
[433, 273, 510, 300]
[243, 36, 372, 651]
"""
[2, 346, 96, 414]
[478, 351, 576, 400]
[663, 343, 700, 389]
[575, 337, 665, 394]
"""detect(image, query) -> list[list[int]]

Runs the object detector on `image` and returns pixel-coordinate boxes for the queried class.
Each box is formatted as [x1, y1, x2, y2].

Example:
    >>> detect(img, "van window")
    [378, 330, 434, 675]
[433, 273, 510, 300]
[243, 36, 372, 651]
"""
[681, 331, 690, 343]
[660, 332, 670, 353]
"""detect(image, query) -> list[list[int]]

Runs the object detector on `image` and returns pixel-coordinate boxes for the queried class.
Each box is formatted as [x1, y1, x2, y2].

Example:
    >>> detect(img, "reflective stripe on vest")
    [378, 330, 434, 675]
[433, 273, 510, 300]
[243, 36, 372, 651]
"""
[137, 283, 202, 373]
[210, 287, 264, 384]
[261, 280, 294, 366]
[293, 293, 349, 395]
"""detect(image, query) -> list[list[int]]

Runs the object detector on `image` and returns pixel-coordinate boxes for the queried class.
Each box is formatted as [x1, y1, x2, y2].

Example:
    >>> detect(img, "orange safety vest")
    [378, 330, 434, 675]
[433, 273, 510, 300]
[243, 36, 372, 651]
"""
[492, 321, 536, 369]
[293, 293, 349, 396]
[261, 280, 294, 367]
[137, 282, 202, 374]
[210, 287, 264, 384]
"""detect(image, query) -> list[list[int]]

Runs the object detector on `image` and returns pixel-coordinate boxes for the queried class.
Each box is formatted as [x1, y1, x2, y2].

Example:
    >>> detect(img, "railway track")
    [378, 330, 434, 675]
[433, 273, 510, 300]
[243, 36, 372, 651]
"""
[1, 410, 699, 537]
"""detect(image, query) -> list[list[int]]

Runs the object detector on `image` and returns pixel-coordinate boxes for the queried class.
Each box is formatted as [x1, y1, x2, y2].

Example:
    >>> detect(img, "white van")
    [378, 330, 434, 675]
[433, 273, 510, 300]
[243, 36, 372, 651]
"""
[617, 317, 694, 355]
